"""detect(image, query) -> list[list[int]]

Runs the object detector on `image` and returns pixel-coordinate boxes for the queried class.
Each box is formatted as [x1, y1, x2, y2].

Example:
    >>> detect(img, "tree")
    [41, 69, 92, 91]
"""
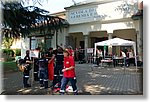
[1, 1, 69, 39]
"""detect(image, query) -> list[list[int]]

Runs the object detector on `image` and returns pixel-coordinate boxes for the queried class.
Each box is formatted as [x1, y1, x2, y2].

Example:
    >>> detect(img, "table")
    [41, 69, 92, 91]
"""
[101, 59, 113, 67]
[113, 57, 130, 67]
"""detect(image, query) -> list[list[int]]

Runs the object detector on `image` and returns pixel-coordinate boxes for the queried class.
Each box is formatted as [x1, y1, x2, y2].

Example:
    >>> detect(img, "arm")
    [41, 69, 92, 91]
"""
[62, 66, 74, 72]
[48, 54, 55, 63]
[62, 57, 75, 72]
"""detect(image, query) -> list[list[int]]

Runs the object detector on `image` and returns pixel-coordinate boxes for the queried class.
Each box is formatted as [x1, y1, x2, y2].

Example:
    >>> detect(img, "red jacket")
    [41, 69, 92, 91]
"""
[63, 56, 76, 78]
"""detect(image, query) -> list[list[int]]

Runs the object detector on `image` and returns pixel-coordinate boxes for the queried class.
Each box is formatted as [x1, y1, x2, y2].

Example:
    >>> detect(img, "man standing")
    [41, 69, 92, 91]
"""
[23, 50, 32, 87]
[38, 52, 49, 89]
[121, 50, 127, 67]
[52, 46, 64, 91]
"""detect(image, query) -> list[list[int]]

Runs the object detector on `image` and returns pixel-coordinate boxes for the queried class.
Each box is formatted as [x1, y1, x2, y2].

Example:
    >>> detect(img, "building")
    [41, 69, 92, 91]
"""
[22, 0, 143, 61]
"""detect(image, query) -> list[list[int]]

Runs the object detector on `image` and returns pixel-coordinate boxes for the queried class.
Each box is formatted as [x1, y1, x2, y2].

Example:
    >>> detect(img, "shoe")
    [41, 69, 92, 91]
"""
[52, 88, 60, 93]
[27, 84, 31, 87]
[74, 92, 78, 95]
[54, 83, 59, 88]
[60, 92, 65, 95]
[40, 84, 44, 87]
[24, 84, 31, 88]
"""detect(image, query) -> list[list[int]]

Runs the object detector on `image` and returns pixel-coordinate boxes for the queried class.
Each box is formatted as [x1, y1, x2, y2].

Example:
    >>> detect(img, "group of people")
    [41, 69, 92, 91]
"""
[120, 48, 135, 67]
[96, 48, 135, 67]
[17, 45, 78, 95]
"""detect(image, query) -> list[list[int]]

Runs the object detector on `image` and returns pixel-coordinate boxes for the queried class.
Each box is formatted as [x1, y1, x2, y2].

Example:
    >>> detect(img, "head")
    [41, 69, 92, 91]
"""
[18, 59, 26, 65]
[57, 46, 63, 52]
[49, 47, 53, 52]
[26, 50, 29, 55]
[63, 49, 70, 57]
[68, 46, 72, 50]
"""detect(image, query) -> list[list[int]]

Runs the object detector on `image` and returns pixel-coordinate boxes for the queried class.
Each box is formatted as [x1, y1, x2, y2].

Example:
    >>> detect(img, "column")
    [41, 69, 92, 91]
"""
[84, 35, 88, 62]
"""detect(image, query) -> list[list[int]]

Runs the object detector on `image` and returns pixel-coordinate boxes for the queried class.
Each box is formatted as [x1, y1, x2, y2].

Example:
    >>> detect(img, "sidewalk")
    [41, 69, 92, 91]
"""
[1, 63, 143, 95]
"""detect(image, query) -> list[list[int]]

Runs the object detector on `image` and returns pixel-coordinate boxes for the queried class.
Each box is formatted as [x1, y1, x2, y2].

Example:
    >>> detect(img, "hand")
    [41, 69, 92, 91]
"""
[26, 60, 31, 63]
[62, 69, 66, 72]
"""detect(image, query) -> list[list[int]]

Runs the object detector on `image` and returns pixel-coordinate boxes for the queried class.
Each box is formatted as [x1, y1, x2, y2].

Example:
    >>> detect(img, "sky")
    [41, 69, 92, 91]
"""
[23, 0, 86, 14]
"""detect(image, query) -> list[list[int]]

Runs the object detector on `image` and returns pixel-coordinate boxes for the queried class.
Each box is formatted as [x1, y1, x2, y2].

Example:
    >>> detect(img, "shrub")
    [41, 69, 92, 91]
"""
[15, 49, 21, 56]
[2, 49, 14, 57]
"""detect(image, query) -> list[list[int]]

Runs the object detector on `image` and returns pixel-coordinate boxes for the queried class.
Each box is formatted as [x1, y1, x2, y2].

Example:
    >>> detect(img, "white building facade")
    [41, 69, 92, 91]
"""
[22, 0, 143, 61]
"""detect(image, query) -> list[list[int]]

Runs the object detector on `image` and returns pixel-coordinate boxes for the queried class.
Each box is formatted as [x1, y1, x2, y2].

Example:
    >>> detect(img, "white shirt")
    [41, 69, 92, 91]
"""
[128, 52, 134, 58]
[97, 50, 103, 57]
[121, 51, 126, 58]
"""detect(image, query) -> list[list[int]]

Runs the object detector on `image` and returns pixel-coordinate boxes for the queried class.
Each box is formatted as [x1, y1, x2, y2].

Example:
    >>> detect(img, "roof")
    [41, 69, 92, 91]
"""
[65, 0, 119, 9]
[95, 38, 135, 46]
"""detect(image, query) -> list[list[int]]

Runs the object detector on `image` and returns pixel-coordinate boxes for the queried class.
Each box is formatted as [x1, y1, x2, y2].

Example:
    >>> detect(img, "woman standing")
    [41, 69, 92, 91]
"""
[60, 49, 78, 95]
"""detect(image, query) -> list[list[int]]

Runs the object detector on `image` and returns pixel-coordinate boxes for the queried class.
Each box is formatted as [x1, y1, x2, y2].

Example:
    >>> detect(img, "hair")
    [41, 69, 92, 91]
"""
[49, 47, 53, 50]
[63, 49, 70, 56]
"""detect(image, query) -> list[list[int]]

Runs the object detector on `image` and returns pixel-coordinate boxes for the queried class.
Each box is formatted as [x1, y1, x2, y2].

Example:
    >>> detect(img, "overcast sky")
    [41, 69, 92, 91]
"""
[23, 0, 86, 14]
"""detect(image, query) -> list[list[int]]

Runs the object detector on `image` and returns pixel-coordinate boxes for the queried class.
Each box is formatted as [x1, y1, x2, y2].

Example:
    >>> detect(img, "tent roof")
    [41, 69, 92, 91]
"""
[95, 38, 135, 46]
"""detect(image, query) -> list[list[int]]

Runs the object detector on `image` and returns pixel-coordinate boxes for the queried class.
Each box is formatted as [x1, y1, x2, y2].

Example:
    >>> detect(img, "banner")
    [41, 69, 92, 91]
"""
[30, 50, 39, 58]
[87, 48, 94, 53]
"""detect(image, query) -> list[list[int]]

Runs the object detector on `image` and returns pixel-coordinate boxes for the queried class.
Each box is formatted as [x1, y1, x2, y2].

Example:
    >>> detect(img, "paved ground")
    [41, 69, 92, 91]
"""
[1, 63, 143, 95]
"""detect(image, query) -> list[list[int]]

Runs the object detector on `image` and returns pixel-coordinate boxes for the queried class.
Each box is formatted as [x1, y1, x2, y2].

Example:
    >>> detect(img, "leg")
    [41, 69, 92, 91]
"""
[96, 57, 99, 66]
[60, 77, 69, 94]
[39, 70, 44, 87]
[23, 71, 30, 87]
[124, 57, 126, 67]
[69, 77, 78, 95]
[43, 69, 48, 88]
[58, 64, 63, 88]
[52, 65, 59, 88]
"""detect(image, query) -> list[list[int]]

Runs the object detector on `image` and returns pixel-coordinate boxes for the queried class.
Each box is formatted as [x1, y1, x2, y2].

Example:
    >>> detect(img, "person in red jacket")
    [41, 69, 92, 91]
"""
[60, 49, 78, 95]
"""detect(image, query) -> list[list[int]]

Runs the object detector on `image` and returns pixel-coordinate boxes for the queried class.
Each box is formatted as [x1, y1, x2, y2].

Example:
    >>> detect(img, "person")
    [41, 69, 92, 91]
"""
[78, 46, 84, 64]
[60, 49, 78, 95]
[52, 46, 64, 92]
[37, 52, 49, 89]
[127, 49, 135, 66]
[121, 50, 127, 67]
[46, 47, 55, 81]
[22, 50, 32, 87]
[33, 47, 40, 81]
[96, 48, 103, 66]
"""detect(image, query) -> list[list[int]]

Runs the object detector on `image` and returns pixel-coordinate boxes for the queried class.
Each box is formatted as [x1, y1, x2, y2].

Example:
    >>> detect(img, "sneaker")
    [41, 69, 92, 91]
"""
[60, 92, 65, 95]
[74, 92, 78, 95]
[52, 88, 59, 93]
[54, 83, 59, 88]
[40, 84, 44, 87]
[27, 84, 31, 87]
[24, 84, 31, 88]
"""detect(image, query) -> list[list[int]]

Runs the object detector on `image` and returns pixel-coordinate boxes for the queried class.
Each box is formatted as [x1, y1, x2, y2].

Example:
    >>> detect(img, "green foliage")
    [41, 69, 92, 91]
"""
[2, 49, 14, 56]
[14, 49, 21, 56]
[1, 2, 69, 39]
[2, 49, 15, 61]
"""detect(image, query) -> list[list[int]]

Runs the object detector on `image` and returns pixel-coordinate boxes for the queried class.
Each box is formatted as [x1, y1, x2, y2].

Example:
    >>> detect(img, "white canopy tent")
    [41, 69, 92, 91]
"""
[94, 38, 137, 70]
